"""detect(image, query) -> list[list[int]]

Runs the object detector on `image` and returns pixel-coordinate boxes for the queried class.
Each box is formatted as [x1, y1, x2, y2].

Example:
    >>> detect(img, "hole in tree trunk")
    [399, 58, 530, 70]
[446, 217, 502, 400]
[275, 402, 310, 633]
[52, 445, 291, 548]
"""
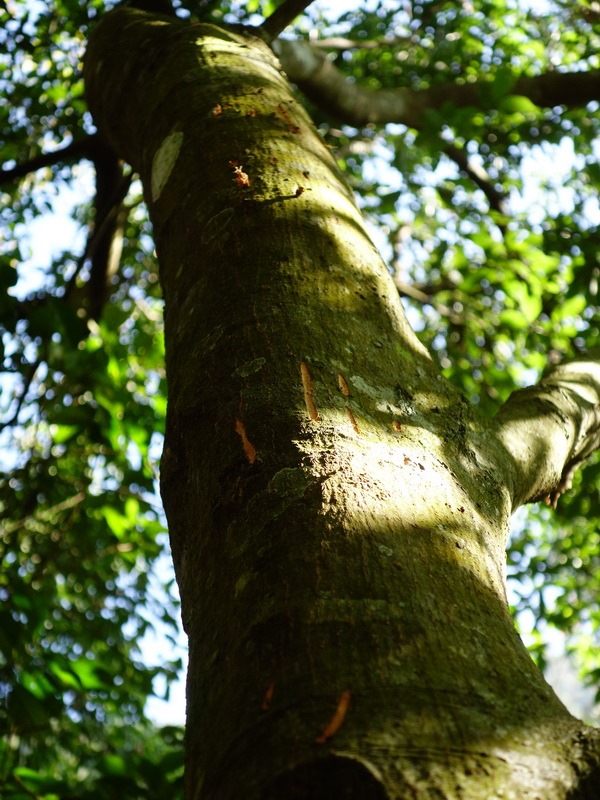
[260, 755, 389, 799]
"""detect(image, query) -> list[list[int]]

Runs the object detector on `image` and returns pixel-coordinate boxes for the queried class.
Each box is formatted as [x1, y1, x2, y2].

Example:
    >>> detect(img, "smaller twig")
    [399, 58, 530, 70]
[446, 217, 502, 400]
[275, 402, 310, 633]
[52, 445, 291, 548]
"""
[0, 357, 43, 432]
[261, 0, 315, 40]
[310, 36, 412, 50]
[64, 170, 132, 313]
[85, 174, 132, 264]
[443, 143, 509, 216]
[2, 491, 87, 537]
[395, 279, 461, 323]
[11, 774, 42, 799]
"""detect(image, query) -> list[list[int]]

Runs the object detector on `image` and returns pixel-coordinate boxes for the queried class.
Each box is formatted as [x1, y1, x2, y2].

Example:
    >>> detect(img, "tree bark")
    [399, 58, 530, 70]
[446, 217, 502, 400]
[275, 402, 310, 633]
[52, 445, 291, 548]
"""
[84, 9, 600, 798]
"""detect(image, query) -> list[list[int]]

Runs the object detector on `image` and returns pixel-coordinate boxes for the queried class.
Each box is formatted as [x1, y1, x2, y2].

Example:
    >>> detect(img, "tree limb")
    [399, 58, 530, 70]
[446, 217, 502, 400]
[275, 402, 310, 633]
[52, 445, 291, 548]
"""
[443, 142, 509, 216]
[273, 39, 600, 127]
[1, 490, 87, 537]
[84, 141, 131, 320]
[0, 357, 43, 432]
[493, 357, 600, 510]
[311, 36, 413, 50]
[395, 278, 460, 323]
[1, 130, 131, 320]
[0, 136, 96, 183]
[261, 0, 315, 40]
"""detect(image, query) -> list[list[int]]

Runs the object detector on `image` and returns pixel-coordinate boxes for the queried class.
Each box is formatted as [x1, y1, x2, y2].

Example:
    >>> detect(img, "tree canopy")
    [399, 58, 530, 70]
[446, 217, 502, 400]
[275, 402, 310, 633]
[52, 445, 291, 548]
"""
[1, 0, 600, 796]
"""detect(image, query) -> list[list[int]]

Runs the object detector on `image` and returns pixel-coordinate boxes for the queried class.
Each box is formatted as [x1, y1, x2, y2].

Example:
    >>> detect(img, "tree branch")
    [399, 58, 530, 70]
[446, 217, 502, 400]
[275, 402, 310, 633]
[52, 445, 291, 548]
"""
[2, 130, 131, 321]
[273, 39, 600, 128]
[85, 141, 131, 320]
[493, 357, 600, 510]
[311, 36, 413, 50]
[0, 357, 43, 432]
[443, 142, 509, 216]
[395, 278, 460, 323]
[2, 490, 87, 537]
[261, 0, 315, 40]
[0, 136, 95, 183]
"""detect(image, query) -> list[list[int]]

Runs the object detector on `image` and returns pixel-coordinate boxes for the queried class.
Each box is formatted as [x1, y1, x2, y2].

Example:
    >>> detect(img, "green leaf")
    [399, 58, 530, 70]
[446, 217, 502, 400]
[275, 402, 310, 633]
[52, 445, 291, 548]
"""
[103, 506, 130, 538]
[100, 753, 128, 776]
[554, 294, 586, 321]
[499, 309, 527, 330]
[499, 95, 539, 115]
[70, 659, 111, 691]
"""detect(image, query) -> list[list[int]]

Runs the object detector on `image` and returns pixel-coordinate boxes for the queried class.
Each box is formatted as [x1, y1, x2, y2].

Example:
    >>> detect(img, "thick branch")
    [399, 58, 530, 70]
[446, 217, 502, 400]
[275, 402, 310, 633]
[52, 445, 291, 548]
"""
[494, 357, 600, 509]
[273, 39, 600, 128]
[261, 0, 315, 40]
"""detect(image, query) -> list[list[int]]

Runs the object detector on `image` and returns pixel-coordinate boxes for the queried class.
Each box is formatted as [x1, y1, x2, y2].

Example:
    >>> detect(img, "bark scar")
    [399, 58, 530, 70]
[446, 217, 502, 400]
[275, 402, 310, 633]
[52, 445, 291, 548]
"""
[345, 406, 359, 433]
[300, 361, 320, 421]
[235, 416, 258, 463]
[261, 682, 274, 711]
[337, 373, 350, 396]
[315, 690, 351, 743]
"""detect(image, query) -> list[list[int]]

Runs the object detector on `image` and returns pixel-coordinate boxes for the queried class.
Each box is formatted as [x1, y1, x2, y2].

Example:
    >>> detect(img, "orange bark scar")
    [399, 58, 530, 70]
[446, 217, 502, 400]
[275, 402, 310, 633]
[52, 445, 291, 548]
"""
[235, 417, 257, 463]
[337, 373, 350, 396]
[315, 690, 351, 743]
[261, 682, 274, 711]
[345, 406, 359, 433]
[300, 362, 320, 421]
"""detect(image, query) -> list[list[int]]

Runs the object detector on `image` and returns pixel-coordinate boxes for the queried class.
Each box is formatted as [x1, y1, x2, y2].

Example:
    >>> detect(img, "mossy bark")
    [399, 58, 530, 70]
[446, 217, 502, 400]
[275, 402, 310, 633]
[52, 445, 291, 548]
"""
[84, 9, 600, 798]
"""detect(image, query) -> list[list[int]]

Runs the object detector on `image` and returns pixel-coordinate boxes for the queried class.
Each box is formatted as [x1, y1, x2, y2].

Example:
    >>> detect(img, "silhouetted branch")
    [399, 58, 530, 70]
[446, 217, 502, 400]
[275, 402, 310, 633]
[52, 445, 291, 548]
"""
[2, 490, 87, 536]
[262, 0, 315, 40]
[85, 141, 131, 319]
[0, 356, 43, 432]
[444, 143, 509, 215]
[395, 279, 460, 323]
[0, 136, 95, 183]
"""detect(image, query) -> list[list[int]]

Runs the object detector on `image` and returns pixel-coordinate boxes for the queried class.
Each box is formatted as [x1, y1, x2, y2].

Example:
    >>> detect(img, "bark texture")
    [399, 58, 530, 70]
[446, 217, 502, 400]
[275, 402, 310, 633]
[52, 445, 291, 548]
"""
[84, 9, 600, 799]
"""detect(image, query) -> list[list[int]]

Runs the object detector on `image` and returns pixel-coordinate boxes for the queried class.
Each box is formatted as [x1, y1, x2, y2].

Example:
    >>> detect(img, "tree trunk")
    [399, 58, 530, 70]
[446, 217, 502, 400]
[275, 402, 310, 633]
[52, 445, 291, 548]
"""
[84, 9, 600, 798]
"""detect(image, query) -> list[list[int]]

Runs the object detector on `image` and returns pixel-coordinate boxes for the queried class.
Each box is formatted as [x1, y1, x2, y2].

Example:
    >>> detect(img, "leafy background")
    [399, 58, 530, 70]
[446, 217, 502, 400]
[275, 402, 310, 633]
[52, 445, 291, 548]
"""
[1, 0, 599, 796]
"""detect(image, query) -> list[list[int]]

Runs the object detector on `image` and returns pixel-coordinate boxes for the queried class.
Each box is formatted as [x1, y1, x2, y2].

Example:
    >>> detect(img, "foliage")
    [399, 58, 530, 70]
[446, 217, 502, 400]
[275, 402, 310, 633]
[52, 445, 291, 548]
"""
[1, 0, 599, 792]
[1, 1, 183, 794]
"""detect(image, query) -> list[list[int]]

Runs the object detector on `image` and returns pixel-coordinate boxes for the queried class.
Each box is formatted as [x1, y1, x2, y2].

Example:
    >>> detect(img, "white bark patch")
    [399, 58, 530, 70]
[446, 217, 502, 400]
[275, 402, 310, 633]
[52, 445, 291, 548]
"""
[151, 131, 183, 202]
